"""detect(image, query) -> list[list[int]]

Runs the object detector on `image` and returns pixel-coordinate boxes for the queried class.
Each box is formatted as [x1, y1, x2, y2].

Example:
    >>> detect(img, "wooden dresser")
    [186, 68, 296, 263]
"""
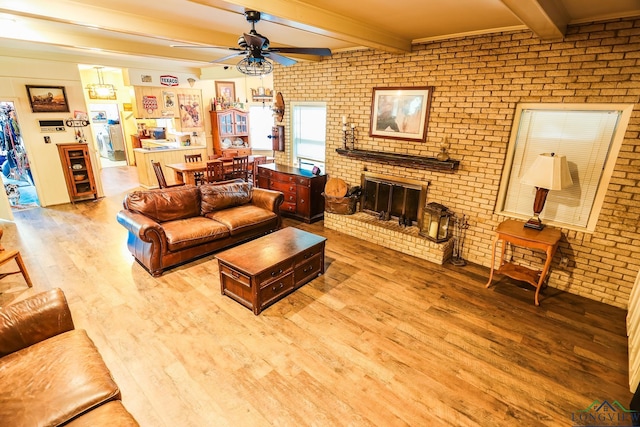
[257, 163, 326, 223]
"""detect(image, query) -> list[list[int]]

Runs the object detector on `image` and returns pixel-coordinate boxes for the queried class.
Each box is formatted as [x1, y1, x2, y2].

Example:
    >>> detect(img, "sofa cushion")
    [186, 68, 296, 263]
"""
[0, 329, 120, 426]
[205, 204, 278, 236]
[65, 401, 139, 427]
[162, 217, 230, 252]
[199, 181, 252, 215]
[123, 186, 201, 223]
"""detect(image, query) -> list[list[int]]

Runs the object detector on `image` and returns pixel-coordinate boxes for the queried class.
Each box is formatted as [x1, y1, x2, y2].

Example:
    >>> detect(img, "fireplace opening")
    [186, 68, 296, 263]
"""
[360, 172, 428, 227]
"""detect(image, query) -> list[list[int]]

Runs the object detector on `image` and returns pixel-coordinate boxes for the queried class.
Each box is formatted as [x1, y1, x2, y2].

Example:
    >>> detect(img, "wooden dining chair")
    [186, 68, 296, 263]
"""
[225, 156, 249, 181]
[184, 153, 204, 185]
[151, 160, 184, 189]
[0, 228, 32, 288]
[251, 155, 267, 185]
[205, 161, 225, 183]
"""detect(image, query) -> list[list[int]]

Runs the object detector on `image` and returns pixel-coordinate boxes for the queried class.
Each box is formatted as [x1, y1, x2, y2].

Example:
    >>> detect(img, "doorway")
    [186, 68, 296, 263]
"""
[89, 103, 126, 168]
[0, 101, 40, 210]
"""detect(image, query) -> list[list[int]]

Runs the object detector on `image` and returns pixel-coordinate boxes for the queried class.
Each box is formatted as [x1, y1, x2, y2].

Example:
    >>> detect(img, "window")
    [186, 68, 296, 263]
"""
[248, 103, 274, 150]
[291, 102, 326, 172]
[497, 103, 632, 231]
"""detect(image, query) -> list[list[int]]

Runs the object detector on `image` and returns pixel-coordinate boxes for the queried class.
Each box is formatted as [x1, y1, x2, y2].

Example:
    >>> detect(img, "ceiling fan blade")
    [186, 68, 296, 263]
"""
[243, 33, 265, 49]
[270, 47, 332, 56]
[265, 52, 297, 67]
[171, 44, 244, 51]
[210, 52, 247, 63]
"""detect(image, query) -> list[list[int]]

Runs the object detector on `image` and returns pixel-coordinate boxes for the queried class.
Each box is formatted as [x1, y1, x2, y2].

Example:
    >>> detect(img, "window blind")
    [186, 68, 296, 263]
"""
[503, 109, 621, 228]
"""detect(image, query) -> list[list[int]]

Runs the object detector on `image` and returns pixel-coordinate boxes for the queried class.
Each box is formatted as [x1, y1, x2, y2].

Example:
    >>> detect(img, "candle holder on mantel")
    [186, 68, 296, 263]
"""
[437, 139, 450, 161]
[341, 116, 356, 150]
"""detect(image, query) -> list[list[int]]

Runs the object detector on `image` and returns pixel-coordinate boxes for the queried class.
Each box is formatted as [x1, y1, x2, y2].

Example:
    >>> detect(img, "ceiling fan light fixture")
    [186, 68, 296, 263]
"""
[237, 56, 273, 76]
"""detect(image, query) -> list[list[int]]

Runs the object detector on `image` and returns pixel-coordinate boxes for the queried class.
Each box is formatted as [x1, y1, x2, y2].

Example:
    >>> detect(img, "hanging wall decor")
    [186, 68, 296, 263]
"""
[26, 85, 70, 113]
[369, 86, 433, 142]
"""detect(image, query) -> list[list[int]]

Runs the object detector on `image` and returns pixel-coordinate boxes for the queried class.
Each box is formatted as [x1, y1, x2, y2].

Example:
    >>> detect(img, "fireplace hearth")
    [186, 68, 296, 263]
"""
[360, 172, 428, 228]
[324, 172, 453, 265]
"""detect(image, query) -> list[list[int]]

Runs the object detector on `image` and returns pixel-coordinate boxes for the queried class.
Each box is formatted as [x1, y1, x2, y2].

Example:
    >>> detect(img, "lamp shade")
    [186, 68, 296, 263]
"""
[521, 153, 573, 190]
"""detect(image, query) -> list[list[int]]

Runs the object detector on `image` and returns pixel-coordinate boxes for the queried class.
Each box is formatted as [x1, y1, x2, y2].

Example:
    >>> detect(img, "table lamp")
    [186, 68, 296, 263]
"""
[520, 152, 573, 230]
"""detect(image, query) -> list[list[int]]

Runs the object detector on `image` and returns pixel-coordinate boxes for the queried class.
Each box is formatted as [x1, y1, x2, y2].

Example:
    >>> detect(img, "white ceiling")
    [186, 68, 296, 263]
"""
[1, 0, 639, 74]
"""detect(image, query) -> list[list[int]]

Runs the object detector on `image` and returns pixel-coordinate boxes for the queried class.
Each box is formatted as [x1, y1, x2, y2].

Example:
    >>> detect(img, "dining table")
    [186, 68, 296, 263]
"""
[165, 156, 273, 186]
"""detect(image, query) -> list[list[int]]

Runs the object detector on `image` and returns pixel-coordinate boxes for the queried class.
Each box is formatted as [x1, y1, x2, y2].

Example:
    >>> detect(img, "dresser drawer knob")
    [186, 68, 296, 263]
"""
[272, 282, 284, 291]
[271, 269, 283, 277]
[303, 265, 314, 273]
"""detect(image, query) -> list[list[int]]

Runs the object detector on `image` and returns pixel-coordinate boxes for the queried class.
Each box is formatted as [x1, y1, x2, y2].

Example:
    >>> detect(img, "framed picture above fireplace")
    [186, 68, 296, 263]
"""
[369, 86, 433, 142]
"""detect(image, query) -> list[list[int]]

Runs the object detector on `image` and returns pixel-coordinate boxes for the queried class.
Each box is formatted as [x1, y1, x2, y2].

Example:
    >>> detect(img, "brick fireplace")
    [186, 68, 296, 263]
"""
[324, 172, 454, 265]
[361, 172, 427, 227]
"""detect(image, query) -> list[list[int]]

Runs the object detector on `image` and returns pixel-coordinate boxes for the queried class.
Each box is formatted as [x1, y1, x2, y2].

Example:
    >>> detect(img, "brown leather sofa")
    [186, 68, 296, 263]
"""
[116, 179, 284, 276]
[0, 288, 138, 426]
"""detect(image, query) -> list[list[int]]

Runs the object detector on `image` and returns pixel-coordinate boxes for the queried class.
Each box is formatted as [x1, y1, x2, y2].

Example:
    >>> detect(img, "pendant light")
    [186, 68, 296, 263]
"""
[86, 67, 117, 100]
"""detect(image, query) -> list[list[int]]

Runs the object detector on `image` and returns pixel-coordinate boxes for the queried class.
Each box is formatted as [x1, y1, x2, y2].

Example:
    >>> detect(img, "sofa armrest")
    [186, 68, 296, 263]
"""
[0, 288, 74, 357]
[116, 210, 167, 243]
[252, 188, 284, 213]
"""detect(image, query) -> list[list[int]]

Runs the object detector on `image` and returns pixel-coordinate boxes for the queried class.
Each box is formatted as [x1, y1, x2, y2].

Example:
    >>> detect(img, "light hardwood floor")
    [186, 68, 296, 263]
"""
[0, 166, 632, 426]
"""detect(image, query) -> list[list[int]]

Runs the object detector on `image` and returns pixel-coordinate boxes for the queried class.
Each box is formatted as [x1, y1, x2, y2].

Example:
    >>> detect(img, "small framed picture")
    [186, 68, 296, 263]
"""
[91, 111, 107, 123]
[26, 85, 70, 113]
[215, 81, 236, 102]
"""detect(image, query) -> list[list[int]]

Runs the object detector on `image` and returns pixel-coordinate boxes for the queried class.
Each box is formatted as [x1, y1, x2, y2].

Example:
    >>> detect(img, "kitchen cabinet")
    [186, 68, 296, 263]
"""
[57, 143, 98, 202]
[257, 163, 326, 223]
[211, 108, 250, 157]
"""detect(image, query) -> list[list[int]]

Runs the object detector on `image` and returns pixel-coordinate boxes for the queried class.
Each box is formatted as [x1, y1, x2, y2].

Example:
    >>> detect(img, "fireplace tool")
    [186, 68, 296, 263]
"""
[451, 214, 469, 266]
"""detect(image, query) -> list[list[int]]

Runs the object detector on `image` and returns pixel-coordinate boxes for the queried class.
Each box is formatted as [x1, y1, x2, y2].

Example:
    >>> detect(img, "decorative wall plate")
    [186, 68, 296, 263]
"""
[274, 92, 285, 122]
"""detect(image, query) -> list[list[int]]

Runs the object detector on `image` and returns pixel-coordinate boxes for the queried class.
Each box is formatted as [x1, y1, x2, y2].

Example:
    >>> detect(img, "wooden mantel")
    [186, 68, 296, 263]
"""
[335, 148, 459, 173]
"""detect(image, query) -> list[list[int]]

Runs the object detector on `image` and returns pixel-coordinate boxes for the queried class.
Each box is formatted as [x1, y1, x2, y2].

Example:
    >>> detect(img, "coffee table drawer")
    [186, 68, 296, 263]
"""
[293, 243, 324, 265]
[255, 260, 293, 285]
[220, 264, 251, 286]
[259, 272, 294, 309]
[294, 253, 323, 287]
[219, 265, 252, 310]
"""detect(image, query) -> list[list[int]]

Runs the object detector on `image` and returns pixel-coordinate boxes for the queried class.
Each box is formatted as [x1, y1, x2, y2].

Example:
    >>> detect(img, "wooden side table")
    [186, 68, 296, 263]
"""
[485, 219, 562, 306]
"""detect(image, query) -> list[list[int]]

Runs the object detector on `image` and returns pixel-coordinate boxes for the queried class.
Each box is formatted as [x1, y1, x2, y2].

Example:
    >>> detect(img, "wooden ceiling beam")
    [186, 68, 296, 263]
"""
[499, 0, 569, 40]
[0, 0, 239, 47]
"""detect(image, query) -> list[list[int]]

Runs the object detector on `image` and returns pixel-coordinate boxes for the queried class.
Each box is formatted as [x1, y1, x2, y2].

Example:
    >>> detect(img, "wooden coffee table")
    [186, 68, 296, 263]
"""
[215, 227, 326, 315]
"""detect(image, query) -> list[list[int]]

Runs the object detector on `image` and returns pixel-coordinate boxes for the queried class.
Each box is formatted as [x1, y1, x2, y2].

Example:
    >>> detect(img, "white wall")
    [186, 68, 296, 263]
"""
[0, 56, 99, 207]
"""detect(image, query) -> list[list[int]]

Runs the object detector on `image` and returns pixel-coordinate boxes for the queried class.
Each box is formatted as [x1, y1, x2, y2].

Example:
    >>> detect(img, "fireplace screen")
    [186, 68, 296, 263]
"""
[360, 173, 428, 227]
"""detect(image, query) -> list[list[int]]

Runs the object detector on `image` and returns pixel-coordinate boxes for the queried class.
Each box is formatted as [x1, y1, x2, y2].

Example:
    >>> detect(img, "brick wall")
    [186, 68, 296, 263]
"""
[274, 18, 640, 308]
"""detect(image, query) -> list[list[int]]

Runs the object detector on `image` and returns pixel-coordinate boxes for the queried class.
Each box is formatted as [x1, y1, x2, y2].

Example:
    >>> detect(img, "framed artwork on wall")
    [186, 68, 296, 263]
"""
[369, 86, 433, 142]
[215, 81, 236, 102]
[90, 111, 107, 123]
[177, 91, 203, 132]
[25, 85, 70, 113]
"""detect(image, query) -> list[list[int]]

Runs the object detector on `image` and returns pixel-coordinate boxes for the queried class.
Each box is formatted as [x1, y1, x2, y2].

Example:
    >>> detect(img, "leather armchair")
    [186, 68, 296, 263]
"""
[0, 289, 138, 426]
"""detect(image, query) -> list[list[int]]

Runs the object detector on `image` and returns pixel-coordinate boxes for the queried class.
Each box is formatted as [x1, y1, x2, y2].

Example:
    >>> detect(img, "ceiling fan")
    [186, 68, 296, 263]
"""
[173, 10, 332, 75]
